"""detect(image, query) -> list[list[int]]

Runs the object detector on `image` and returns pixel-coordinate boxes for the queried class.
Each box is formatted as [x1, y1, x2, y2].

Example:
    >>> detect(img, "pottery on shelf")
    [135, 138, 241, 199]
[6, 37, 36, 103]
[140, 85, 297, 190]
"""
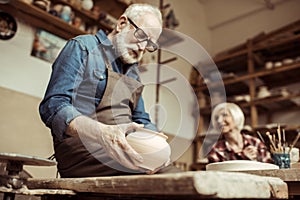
[81, 0, 93, 11]
[60, 5, 72, 23]
[126, 128, 171, 171]
[264, 61, 273, 70]
[280, 87, 290, 97]
[282, 58, 294, 65]
[274, 61, 283, 68]
[257, 86, 271, 99]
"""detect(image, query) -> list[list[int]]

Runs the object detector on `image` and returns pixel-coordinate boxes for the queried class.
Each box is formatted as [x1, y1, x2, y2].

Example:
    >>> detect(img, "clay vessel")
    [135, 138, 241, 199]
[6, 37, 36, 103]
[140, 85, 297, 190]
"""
[126, 128, 171, 170]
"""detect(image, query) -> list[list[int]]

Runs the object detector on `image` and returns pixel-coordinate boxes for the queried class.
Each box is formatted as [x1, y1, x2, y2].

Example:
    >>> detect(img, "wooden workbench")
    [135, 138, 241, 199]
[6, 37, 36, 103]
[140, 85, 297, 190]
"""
[18, 171, 287, 199]
[240, 168, 300, 197]
[191, 162, 300, 198]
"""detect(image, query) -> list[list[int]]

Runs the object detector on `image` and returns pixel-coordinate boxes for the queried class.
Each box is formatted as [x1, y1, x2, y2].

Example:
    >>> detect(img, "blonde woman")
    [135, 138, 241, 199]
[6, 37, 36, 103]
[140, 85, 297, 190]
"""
[207, 103, 272, 163]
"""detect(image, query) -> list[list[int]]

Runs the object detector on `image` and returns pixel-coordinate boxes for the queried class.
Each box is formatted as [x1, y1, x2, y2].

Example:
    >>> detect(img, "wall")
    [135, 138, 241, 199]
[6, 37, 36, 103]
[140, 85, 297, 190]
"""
[0, 20, 52, 98]
[0, 17, 57, 177]
[0, 86, 57, 178]
[205, 0, 300, 54]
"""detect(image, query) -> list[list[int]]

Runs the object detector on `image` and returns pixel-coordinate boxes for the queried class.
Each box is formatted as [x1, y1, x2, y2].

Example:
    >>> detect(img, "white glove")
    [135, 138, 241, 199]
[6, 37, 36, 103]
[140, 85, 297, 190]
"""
[145, 158, 171, 175]
[98, 122, 145, 170]
[66, 115, 145, 171]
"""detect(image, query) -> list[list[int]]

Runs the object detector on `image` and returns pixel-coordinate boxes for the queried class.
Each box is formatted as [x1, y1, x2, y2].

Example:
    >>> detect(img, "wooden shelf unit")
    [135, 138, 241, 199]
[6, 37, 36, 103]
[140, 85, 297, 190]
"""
[0, 0, 84, 39]
[0, 0, 126, 40]
[190, 19, 300, 163]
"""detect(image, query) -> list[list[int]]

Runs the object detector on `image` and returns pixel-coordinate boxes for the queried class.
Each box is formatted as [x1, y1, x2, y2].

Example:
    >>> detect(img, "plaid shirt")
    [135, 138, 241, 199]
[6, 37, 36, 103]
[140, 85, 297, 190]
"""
[207, 134, 273, 163]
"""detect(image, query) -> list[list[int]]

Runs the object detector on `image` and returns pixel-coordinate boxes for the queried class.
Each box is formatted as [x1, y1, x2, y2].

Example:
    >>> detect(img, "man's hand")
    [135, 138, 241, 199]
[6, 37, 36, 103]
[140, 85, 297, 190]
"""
[98, 122, 145, 170]
[144, 158, 171, 175]
[66, 115, 145, 171]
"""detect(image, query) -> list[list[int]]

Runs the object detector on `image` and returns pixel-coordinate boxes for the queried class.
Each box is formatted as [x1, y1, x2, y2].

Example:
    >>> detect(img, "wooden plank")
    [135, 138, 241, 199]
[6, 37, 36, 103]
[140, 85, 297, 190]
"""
[214, 32, 266, 62]
[0, 186, 76, 196]
[241, 168, 300, 182]
[198, 62, 300, 91]
[241, 168, 300, 196]
[239, 93, 300, 108]
[213, 19, 300, 63]
[0, 1, 85, 40]
[0, 0, 114, 40]
[25, 171, 288, 199]
[255, 19, 300, 46]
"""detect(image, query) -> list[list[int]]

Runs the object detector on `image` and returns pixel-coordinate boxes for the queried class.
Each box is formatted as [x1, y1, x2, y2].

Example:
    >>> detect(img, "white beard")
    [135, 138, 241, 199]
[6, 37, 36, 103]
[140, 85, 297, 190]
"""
[113, 26, 144, 64]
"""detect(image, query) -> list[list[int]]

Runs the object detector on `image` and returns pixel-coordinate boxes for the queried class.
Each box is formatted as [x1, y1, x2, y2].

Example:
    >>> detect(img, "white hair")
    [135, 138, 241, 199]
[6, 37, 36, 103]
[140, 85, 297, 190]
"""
[211, 102, 245, 131]
[123, 3, 163, 26]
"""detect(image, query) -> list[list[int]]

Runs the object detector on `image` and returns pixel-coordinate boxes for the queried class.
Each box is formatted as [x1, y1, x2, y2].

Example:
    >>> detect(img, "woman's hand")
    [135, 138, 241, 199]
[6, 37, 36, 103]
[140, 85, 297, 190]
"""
[243, 145, 258, 160]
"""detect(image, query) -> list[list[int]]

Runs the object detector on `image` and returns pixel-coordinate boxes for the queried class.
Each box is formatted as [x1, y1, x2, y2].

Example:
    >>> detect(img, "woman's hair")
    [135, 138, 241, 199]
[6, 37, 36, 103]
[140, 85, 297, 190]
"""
[211, 102, 245, 131]
[123, 3, 163, 25]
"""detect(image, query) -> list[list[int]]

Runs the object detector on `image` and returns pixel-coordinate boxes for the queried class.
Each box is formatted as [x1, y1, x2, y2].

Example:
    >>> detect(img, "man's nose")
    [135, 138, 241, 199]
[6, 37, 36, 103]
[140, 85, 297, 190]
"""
[137, 41, 147, 51]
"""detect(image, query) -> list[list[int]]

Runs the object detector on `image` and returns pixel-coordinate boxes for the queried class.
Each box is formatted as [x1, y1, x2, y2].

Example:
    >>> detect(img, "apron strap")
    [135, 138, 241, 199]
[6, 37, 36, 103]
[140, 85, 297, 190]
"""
[100, 46, 114, 70]
[95, 34, 113, 70]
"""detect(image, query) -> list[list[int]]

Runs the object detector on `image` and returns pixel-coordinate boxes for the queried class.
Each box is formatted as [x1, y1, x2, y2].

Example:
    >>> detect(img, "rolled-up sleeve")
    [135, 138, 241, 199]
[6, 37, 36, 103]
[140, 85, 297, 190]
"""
[39, 39, 86, 140]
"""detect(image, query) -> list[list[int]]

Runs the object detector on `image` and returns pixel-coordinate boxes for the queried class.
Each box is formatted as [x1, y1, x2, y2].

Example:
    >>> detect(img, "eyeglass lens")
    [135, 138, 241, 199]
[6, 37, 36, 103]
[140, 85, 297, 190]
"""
[128, 18, 158, 52]
[134, 29, 157, 52]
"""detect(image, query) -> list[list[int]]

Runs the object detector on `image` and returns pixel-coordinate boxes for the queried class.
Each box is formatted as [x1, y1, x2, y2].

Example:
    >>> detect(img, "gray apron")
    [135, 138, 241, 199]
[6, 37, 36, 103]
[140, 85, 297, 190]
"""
[54, 45, 144, 178]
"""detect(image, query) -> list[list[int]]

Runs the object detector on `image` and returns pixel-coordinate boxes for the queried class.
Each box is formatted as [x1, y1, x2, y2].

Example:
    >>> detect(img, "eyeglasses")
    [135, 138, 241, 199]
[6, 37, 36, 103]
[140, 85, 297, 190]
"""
[127, 18, 158, 52]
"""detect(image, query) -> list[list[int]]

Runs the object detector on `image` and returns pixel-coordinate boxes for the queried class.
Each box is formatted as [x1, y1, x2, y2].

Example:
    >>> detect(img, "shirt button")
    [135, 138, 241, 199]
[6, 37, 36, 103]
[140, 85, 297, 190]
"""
[99, 75, 104, 80]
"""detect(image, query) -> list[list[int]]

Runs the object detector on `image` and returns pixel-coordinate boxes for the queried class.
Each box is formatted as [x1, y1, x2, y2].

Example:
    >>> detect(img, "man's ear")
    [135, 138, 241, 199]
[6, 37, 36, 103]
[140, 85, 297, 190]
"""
[116, 15, 128, 33]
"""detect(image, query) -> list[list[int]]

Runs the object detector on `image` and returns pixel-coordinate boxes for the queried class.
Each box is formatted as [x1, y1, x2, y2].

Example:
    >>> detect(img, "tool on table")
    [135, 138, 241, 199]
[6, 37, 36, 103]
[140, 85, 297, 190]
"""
[0, 152, 56, 200]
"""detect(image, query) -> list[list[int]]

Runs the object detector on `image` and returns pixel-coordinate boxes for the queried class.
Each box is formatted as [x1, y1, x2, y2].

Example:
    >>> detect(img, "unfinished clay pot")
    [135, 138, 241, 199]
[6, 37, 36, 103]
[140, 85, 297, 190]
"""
[126, 128, 171, 170]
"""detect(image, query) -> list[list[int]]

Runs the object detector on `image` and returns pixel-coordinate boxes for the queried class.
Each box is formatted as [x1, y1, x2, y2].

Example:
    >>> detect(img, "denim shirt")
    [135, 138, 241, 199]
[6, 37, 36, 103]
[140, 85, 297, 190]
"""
[39, 30, 156, 140]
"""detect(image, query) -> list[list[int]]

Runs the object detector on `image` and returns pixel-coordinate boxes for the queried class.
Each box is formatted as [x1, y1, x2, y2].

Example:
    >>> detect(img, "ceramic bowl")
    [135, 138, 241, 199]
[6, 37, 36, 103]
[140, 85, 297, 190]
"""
[264, 61, 273, 70]
[126, 128, 171, 170]
[282, 58, 294, 65]
[206, 160, 279, 171]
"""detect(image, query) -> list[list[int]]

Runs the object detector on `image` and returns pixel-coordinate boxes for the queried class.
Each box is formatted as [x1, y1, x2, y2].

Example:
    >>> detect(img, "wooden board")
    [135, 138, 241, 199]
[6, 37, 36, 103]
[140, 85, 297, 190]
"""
[25, 171, 288, 199]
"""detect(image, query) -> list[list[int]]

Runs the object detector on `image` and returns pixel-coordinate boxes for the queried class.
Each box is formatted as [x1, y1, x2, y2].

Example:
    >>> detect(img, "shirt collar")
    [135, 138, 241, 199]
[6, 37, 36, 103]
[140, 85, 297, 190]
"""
[95, 29, 140, 78]
[224, 134, 249, 151]
[95, 30, 112, 47]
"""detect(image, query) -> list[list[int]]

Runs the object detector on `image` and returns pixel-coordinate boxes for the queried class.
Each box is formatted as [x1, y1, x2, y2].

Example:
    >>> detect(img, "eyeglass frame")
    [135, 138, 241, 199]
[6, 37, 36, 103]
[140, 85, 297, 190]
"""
[127, 17, 159, 52]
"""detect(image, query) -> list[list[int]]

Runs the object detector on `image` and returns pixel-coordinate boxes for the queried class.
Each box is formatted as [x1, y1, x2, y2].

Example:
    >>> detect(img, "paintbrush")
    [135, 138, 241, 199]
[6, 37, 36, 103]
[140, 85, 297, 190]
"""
[283, 129, 286, 153]
[266, 131, 277, 152]
[277, 124, 282, 152]
[289, 131, 300, 153]
[256, 131, 265, 143]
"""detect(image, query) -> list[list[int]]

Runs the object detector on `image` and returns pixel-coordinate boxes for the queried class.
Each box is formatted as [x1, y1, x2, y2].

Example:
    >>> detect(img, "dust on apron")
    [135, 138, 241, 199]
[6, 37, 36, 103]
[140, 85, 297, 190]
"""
[54, 44, 144, 178]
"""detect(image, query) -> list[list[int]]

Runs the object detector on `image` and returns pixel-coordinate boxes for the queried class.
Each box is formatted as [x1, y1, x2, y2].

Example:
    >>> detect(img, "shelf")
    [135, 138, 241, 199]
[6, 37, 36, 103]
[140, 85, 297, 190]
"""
[198, 61, 300, 91]
[93, 0, 128, 18]
[0, 0, 124, 40]
[51, 0, 118, 30]
[191, 19, 300, 127]
[240, 93, 300, 108]
[52, 0, 97, 20]
[190, 19, 300, 164]
[0, 0, 86, 39]
[198, 93, 300, 119]
[213, 19, 300, 63]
